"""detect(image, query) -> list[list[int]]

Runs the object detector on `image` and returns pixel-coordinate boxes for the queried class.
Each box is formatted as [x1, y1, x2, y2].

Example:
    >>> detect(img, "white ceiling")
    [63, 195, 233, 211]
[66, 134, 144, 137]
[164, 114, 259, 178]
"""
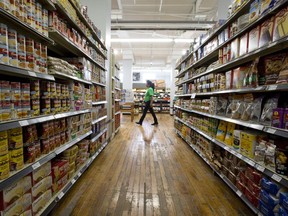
[111, 0, 219, 69]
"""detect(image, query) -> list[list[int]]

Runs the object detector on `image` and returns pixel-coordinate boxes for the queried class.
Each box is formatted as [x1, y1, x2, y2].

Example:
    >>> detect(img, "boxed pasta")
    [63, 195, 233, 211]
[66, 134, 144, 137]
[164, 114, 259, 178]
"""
[0, 175, 31, 210]
[31, 175, 52, 201]
[32, 189, 52, 215]
[248, 26, 260, 52]
[0, 193, 32, 216]
[259, 17, 274, 47]
[32, 161, 51, 185]
[273, 7, 288, 41]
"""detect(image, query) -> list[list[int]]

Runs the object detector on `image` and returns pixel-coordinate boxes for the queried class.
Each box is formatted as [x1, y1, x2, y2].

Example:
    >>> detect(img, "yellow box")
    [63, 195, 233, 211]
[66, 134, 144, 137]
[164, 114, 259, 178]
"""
[0, 131, 8, 155]
[9, 150, 24, 171]
[240, 131, 263, 158]
[8, 128, 23, 149]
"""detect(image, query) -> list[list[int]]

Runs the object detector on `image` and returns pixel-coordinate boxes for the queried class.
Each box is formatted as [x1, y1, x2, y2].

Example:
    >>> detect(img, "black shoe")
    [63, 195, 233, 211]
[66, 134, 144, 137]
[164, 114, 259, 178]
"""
[136, 122, 142, 126]
[151, 122, 158, 126]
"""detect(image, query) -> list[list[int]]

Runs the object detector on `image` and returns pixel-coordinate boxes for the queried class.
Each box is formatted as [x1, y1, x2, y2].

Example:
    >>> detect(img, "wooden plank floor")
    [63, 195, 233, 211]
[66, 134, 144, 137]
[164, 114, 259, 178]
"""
[52, 114, 254, 216]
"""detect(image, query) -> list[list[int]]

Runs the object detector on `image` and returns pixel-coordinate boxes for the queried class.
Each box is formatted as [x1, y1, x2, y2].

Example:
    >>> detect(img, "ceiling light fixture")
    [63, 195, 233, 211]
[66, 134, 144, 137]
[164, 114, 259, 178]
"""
[111, 38, 194, 43]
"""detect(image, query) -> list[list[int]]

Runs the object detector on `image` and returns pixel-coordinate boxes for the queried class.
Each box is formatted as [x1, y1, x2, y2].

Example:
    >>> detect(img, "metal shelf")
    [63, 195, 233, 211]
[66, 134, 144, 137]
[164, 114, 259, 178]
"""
[53, 2, 106, 58]
[39, 140, 109, 216]
[176, 129, 258, 214]
[0, 130, 92, 191]
[67, 0, 107, 51]
[0, 8, 54, 45]
[92, 81, 106, 87]
[175, 117, 288, 188]
[92, 101, 107, 106]
[52, 71, 92, 85]
[0, 63, 55, 81]
[175, 105, 288, 138]
[91, 128, 108, 142]
[0, 109, 91, 132]
[49, 31, 106, 70]
[38, 0, 56, 11]
[92, 115, 107, 125]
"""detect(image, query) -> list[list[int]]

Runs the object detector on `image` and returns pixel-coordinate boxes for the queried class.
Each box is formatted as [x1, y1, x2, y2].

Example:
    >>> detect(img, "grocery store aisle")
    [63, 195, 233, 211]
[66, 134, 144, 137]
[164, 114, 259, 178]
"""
[52, 114, 253, 216]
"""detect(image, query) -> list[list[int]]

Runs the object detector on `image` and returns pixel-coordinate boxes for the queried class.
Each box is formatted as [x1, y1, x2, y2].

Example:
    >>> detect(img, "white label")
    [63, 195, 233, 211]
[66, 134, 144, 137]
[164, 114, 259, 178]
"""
[236, 190, 242, 197]
[267, 128, 276, 134]
[71, 179, 76, 185]
[256, 164, 265, 172]
[256, 86, 265, 91]
[28, 71, 36, 77]
[269, 85, 277, 91]
[224, 146, 229, 150]
[32, 162, 41, 170]
[58, 192, 64, 199]
[272, 174, 282, 182]
[191, 93, 196, 99]
[246, 160, 255, 167]
[78, 172, 82, 177]
[19, 120, 29, 126]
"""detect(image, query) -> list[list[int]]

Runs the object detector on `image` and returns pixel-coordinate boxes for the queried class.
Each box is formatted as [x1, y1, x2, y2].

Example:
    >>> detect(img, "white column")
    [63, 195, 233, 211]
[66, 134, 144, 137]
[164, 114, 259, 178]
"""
[170, 60, 176, 115]
[217, 0, 230, 20]
[122, 59, 133, 90]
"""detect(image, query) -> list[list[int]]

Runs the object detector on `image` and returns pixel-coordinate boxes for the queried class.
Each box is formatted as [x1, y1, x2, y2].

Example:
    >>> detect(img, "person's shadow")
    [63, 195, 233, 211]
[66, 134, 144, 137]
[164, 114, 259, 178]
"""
[138, 126, 157, 144]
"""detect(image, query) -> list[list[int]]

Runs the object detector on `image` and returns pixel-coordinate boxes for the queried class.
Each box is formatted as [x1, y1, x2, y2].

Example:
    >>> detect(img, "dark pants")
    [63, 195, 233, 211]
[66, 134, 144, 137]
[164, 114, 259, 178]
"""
[139, 101, 158, 124]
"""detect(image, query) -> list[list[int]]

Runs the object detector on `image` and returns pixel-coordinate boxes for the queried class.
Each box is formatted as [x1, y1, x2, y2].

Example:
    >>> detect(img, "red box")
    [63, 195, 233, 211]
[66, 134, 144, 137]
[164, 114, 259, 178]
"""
[245, 167, 262, 185]
[247, 178, 261, 197]
[239, 171, 249, 185]
[236, 180, 246, 192]
[245, 187, 259, 207]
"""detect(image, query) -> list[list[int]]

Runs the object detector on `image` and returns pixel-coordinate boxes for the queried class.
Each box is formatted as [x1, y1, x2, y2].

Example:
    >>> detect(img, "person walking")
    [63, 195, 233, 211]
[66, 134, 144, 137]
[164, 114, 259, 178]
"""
[136, 80, 158, 126]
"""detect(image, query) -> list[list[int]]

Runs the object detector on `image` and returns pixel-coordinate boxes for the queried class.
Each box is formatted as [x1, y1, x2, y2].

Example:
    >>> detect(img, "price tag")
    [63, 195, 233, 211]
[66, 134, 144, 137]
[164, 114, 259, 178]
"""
[267, 128, 276, 134]
[71, 179, 76, 185]
[191, 93, 196, 99]
[268, 85, 277, 91]
[32, 162, 41, 170]
[58, 192, 64, 199]
[256, 164, 265, 172]
[272, 174, 282, 182]
[19, 120, 29, 127]
[236, 190, 242, 197]
[28, 71, 36, 77]
[255, 86, 265, 91]
[77, 172, 82, 177]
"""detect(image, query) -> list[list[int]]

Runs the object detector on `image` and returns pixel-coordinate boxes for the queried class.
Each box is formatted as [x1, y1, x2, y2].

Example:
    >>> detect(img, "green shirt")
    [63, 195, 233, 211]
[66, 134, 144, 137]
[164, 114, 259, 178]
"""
[144, 87, 154, 102]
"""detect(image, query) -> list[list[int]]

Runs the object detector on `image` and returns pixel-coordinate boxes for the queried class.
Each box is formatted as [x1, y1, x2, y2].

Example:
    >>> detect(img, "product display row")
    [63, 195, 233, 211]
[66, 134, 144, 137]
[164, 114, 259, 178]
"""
[175, 120, 288, 215]
[175, 92, 287, 129]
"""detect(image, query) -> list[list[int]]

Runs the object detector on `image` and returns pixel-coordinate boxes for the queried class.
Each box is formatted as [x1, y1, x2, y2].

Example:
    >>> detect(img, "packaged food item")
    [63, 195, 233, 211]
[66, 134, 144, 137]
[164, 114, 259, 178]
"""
[40, 137, 50, 154]
[8, 127, 23, 149]
[224, 123, 236, 146]
[0, 23, 9, 65]
[260, 177, 281, 196]
[26, 0, 35, 28]
[30, 99, 40, 117]
[51, 159, 69, 181]
[272, 108, 285, 128]
[250, 96, 264, 122]
[26, 38, 34, 71]
[0, 0, 9, 10]
[23, 144, 35, 164]
[275, 147, 288, 175]
[240, 130, 264, 158]
[40, 81, 50, 98]
[260, 96, 279, 124]
[226, 95, 244, 119]
[23, 125, 37, 145]
[259, 17, 274, 47]
[230, 38, 239, 60]
[30, 80, 40, 99]
[32, 175, 52, 201]
[216, 121, 227, 142]
[233, 129, 241, 150]
[264, 141, 276, 168]
[32, 161, 51, 185]
[284, 109, 288, 130]
[32, 189, 52, 215]
[9, 147, 24, 171]
[34, 141, 41, 159]
[42, 9, 48, 36]
[8, 29, 18, 67]
[232, 67, 248, 89]
[0, 131, 8, 156]
[249, 0, 260, 23]
[248, 26, 260, 53]
[34, 41, 41, 72]
[0, 153, 9, 180]
[273, 7, 288, 41]
[241, 94, 254, 121]
[277, 55, 288, 84]
[260, 0, 276, 14]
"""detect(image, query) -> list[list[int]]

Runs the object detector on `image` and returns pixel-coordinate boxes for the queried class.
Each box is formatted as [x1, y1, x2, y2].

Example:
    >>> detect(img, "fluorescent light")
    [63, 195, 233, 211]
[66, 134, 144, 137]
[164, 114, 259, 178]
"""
[111, 38, 173, 43]
[174, 39, 194, 43]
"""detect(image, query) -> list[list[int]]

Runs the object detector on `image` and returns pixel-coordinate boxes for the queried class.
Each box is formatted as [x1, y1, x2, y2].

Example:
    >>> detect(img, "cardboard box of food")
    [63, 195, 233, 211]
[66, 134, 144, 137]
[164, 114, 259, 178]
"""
[273, 6, 288, 41]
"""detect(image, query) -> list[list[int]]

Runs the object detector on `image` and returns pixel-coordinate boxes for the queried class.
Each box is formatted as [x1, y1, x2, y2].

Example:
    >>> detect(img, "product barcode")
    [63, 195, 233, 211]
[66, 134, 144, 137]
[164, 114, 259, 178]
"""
[272, 174, 282, 182]
[236, 190, 242, 197]
[32, 162, 41, 170]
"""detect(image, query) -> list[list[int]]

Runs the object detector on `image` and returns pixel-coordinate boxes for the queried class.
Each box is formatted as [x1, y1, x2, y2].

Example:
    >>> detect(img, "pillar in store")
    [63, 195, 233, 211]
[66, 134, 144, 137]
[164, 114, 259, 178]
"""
[170, 60, 176, 115]
[122, 59, 133, 90]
